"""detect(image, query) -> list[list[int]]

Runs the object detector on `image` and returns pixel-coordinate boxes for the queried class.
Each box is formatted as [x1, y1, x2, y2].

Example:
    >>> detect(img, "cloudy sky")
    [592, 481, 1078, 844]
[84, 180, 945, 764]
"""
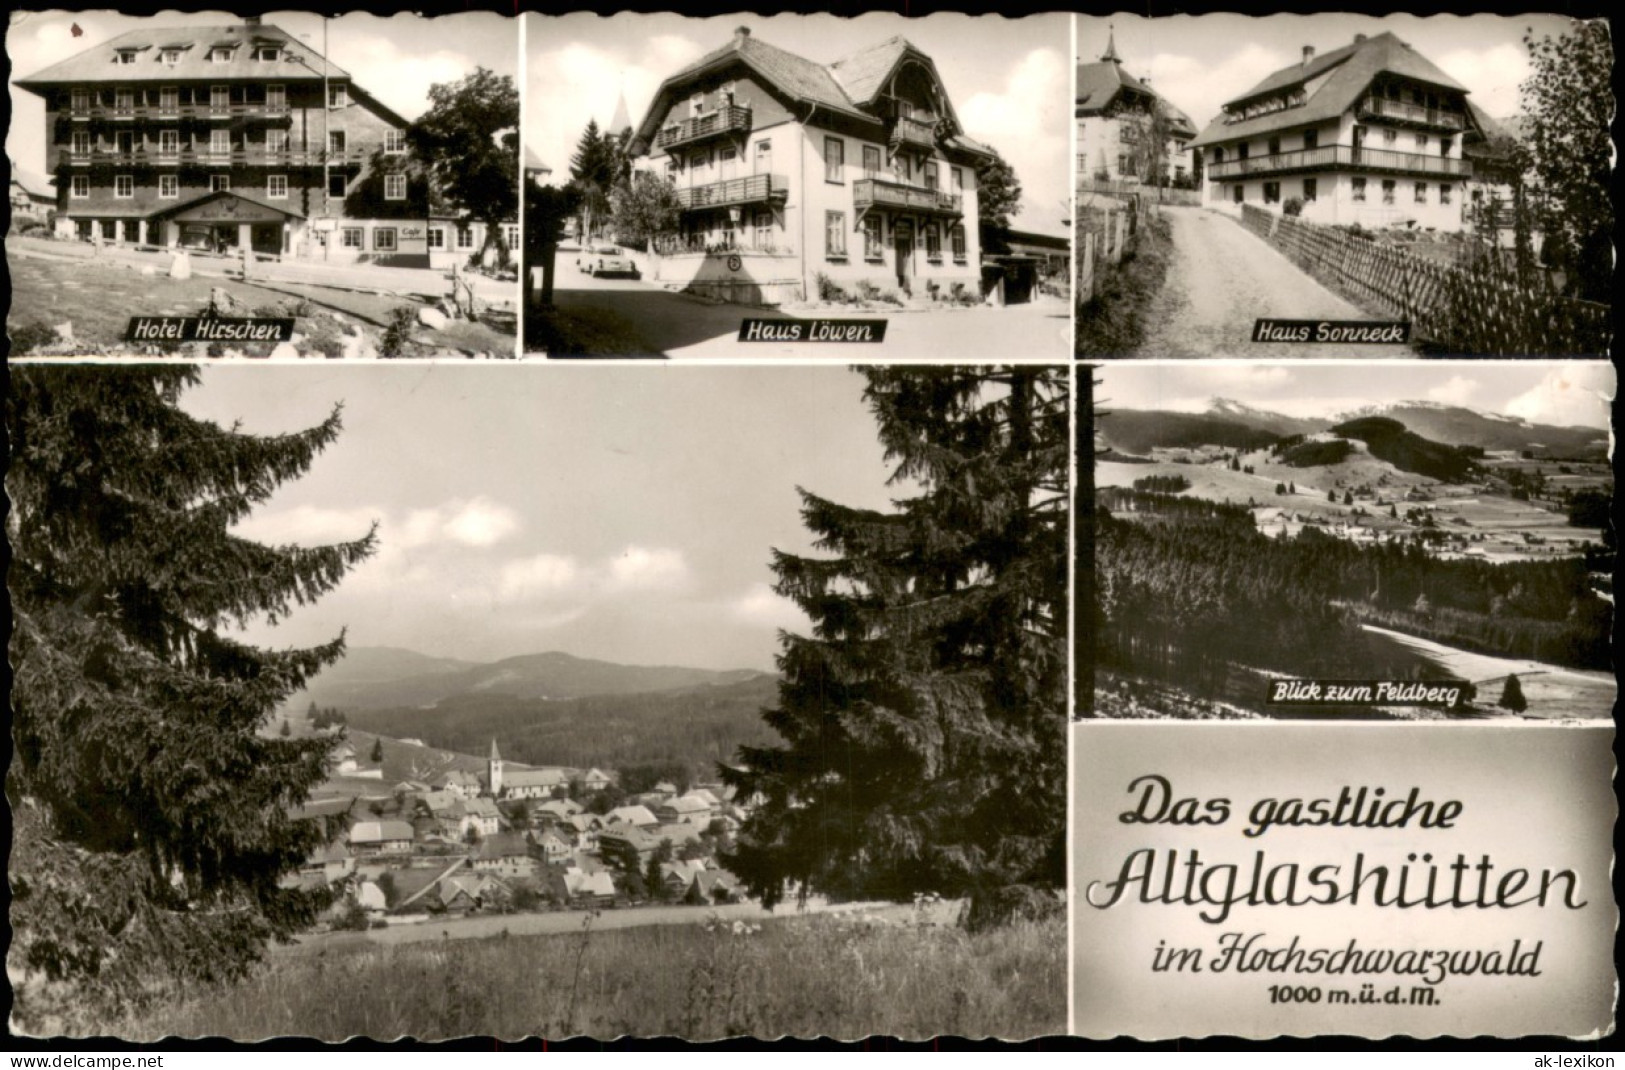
[526, 12, 1071, 237]
[8, 10, 518, 176]
[178, 365, 908, 672]
[1101, 361, 1616, 429]
[1079, 13, 1587, 133]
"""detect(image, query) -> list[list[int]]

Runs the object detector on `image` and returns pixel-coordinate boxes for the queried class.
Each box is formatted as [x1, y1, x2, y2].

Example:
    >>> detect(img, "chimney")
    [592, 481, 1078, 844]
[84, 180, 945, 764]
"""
[735, 25, 751, 39]
[1354, 33, 1367, 44]
[1301, 45, 1315, 66]
[245, 15, 262, 28]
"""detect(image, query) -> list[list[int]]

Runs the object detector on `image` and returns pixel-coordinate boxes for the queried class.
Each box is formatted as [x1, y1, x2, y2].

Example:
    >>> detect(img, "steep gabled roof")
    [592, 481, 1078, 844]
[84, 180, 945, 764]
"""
[1076, 60, 1197, 140]
[1191, 32, 1469, 148]
[631, 28, 988, 161]
[15, 22, 348, 90]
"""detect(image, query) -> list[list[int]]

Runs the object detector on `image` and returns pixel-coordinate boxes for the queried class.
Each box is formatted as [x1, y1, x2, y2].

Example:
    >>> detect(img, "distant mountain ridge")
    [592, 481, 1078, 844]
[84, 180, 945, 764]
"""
[286, 647, 773, 713]
[1100, 399, 1605, 460]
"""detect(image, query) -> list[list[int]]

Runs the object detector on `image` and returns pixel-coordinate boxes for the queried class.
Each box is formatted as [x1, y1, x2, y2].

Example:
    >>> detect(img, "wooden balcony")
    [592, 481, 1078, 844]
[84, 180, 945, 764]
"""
[1356, 96, 1466, 132]
[1207, 145, 1471, 181]
[674, 173, 786, 210]
[68, 101, 294, 122]
[60, 145, 361, 168]
[853, 177, 962, 216]
[889, 116, 937, 154]
[656, 105, 752, 152]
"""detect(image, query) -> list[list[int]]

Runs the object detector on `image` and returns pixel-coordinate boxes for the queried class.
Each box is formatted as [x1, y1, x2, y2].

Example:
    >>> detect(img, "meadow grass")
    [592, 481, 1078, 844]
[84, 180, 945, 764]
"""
[100, 905, 1064, 1041]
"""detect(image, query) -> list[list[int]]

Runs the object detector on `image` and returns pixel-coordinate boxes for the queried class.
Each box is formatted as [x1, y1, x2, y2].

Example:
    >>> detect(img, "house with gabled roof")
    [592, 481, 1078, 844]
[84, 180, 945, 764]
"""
[605, 804, 659, 829]
[687, 868, 743, 905]
[1189, 32, 1499, 230]
[1076, 29, 1197, 186]
[629, 25, 995, 304]
[348, 819, 414, 855]
[472, 831, 536, 879]
[11, 16, 440, 260]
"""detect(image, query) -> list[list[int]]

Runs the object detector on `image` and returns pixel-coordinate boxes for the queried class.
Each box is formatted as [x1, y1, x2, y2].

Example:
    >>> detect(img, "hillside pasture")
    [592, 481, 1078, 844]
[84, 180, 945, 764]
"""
[90, 903, 1064, 1041]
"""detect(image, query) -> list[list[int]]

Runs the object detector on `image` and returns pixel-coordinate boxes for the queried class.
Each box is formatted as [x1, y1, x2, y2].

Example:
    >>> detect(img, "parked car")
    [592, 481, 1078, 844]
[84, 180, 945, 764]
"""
[582, 245, 639, 279]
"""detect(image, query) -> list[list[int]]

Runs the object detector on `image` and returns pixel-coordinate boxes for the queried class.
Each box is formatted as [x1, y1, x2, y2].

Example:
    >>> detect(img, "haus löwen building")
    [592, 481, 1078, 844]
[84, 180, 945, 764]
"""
[628, 26, 996, 304]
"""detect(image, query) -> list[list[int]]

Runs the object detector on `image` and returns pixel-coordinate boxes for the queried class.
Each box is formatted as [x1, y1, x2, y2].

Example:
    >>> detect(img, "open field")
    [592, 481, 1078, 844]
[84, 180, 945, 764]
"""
[1360, 625, 1616, 723]
[71, 903, 1063, 1041]
[1099, 450, 1605, 563]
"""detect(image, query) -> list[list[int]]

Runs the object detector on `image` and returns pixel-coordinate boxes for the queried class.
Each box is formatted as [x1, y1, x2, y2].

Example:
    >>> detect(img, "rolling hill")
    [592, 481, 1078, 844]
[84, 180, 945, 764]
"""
[343, 673, 784, 777]
[285, 648, 770, 713]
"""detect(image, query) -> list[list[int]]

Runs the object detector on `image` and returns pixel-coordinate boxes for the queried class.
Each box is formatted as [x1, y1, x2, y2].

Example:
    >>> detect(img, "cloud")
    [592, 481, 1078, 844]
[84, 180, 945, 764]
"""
[1435, 43, 1529, 117]
[957, 47, 1070, 234]
[1425, 375, 1481, 406]
[234, 503, 377, 545]
[606, 546, 689, 591]
[498, 553, 582, 601]
[1503, 365, 1616, 428]
[730, 582, 810, 631]
[394, 497, 521, 549]
[340, 37, 474, 120]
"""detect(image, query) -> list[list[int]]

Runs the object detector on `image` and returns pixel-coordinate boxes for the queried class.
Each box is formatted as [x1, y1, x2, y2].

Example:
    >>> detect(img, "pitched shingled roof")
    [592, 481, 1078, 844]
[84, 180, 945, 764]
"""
[15, 22, 349, 89]
[632, 28, 992, 162]
[1077, 59, 1197, 139]
[1190, 32, 1472, 148]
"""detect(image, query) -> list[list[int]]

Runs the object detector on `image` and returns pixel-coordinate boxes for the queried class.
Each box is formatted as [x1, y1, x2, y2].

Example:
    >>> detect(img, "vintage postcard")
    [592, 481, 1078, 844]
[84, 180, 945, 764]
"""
[6, 10, 521, 358]
[1074, 13, 1613, 358]
[521, 12, 1071, 358]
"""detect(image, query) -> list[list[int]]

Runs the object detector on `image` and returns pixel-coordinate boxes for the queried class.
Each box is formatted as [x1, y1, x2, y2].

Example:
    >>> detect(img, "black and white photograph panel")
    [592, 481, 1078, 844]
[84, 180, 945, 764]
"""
[6, 10, 520, 358]
[1074, 14, 1612, 359]
[1082, 361, 1615, 722]
[8, 363, 1067, 1039]
[522, 12, 1071, 359]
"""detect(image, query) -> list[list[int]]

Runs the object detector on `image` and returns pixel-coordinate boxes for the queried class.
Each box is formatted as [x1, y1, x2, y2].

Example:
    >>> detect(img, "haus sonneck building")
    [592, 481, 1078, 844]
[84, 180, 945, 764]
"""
[628, 26, 995, 304]
[1075, 31, 1196, 187]
[15, 18, 510, 265]
[1189, 32, 1501, 231]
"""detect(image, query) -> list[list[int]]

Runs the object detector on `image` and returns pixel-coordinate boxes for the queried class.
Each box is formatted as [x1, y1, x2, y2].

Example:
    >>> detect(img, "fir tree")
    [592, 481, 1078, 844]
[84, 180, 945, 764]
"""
[7, 366, 375, 1012]
[723, 367, 1068, 910]
[568, 118, 626, 243]
[371, 738, 385, 764]
[1498, 673, 1529, 713]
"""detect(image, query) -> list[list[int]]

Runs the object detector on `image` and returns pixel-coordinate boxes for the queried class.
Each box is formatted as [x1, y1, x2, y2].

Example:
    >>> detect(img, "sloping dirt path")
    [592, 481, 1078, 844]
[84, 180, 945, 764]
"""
[1134, 206, 1416, 358]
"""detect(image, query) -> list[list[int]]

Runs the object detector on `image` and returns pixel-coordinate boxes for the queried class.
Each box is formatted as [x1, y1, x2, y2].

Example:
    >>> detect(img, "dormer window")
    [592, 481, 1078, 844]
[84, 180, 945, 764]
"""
[208, 47, 235, 63]
[689, 93, 703, 117]
[162, 49, 182, 65]
[254, 46, 281, 62]
[115, 49, 139, 65]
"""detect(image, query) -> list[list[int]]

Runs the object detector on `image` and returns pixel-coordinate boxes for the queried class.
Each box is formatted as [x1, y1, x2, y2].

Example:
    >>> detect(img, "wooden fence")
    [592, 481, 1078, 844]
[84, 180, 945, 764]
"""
[1077, 193, 1145, 305]
[1238, 205, 1609, 356]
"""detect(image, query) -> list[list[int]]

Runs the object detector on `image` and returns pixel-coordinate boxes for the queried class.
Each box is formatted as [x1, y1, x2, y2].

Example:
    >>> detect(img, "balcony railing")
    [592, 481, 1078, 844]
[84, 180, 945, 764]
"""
[68, 101, 294, 121]
[889, 116, 937, 154]
[1206, 145, 1471, 181]
[61, 146, 365, 168]
[1356, 96, 1465, 131]
[853, 177, 963, 216]
[674, 172, 786, 210]
[656, 105, 752, 151]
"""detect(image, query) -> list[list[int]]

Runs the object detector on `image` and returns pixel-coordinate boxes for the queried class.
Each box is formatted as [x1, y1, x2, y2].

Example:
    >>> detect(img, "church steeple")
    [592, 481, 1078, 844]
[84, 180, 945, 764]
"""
[488, 738, 504, 797]
[1101, 26, 1122, 64]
